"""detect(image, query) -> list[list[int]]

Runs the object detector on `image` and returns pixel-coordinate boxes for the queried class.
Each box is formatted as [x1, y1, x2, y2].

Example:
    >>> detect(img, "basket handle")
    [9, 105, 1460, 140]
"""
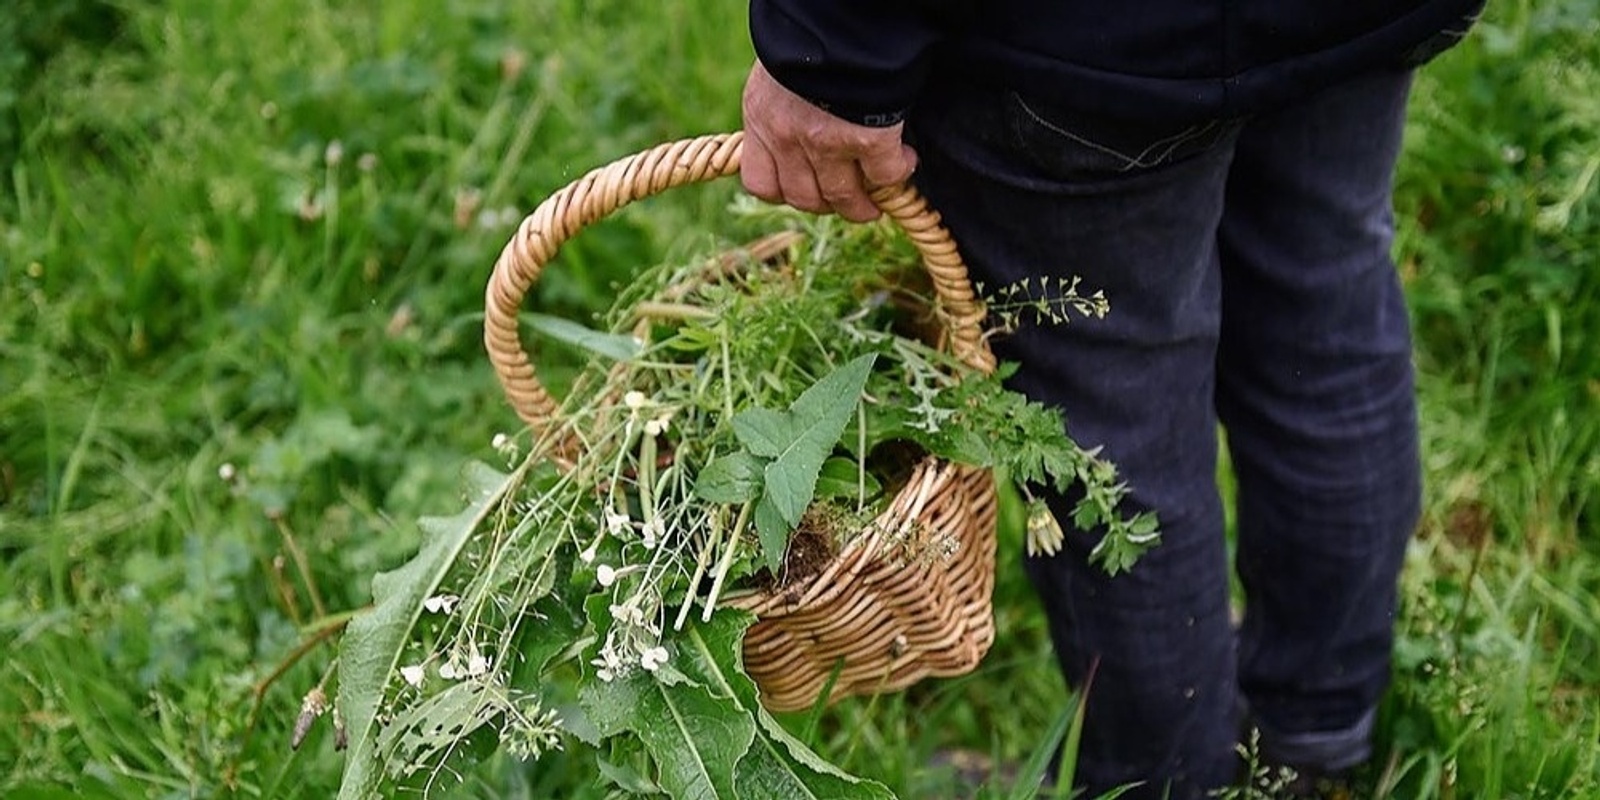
[485, 131, 994, 431]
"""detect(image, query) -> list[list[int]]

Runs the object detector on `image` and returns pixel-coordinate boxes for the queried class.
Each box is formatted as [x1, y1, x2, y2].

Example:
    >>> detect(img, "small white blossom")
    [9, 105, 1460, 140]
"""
[579, 542, 599, 564]
[644, 419, 664, 437]
[439, 659, 462, 680]
[604, 510, 631, 536]
[491, 432, 510, 450]
[597, 564, 618, 587]
[399, 664, 425, 688]
[465, 649, 492, 677]
[639, 646, 670, 672]
[324, 139, 345, 167]
[423, 594, 460, 614]
[595, 667, 615, 683]
[218, 462, 237, 482]
[623, 390, 647, 410]
[641, 518, 664, 550]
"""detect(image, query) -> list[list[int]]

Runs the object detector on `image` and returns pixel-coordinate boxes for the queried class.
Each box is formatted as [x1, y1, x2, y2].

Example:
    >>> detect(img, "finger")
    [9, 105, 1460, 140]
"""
[769, 141, 829, 214]
[813, 158, 879, 222]
[776, 165, 829, 215]
[740, 134, 783, 204]
[858, 137, 918, 189]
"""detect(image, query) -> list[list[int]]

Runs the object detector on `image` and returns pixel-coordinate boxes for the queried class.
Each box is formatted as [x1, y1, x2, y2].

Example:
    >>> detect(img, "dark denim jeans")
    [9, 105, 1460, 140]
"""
[907, 69, 1421, 799]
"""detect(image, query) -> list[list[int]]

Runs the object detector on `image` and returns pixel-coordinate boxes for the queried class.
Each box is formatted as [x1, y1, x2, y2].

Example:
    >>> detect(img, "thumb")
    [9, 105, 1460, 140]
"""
[859, 137, 918, 189]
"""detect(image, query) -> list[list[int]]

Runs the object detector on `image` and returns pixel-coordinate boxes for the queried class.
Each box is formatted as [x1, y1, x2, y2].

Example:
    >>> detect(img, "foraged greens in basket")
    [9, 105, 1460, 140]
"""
[333, 198, 1158, 798]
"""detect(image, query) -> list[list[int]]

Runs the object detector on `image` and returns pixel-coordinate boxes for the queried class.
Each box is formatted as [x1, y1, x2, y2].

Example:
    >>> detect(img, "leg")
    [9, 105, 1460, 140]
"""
[908, 82, 1241, 799]
[1215, 69, 1420, 772]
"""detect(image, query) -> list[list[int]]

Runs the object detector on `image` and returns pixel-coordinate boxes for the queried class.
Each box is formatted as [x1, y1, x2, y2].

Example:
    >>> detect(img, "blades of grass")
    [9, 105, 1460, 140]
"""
[1006, 691, 1077, 800]
[800, 657, 847, 748]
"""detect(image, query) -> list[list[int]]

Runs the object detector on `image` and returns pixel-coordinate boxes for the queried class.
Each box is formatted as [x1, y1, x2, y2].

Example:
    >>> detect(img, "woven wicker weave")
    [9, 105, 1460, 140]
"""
[484, 132, 999, 712]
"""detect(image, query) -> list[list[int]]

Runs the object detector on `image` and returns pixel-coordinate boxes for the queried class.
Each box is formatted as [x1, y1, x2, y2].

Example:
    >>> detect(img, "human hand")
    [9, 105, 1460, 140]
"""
[740, 61, 918, 222]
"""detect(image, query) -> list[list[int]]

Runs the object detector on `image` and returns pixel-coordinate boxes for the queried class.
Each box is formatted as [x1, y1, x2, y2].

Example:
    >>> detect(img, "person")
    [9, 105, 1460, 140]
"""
[739, 2, 1485, 798]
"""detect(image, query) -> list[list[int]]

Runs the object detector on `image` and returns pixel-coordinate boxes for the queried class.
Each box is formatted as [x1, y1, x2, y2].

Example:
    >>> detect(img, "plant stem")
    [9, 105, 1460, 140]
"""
[674, 508, 721, 631]
[702, 501, 752, 622]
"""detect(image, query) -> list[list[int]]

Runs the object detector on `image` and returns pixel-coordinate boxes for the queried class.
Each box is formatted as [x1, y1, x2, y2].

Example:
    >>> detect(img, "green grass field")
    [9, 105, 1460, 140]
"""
[2, 1, 1596, 797]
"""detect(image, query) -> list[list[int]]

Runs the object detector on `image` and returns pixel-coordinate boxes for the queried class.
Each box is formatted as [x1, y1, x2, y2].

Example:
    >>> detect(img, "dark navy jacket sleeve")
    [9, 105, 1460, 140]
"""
[749, 0, 949, 127]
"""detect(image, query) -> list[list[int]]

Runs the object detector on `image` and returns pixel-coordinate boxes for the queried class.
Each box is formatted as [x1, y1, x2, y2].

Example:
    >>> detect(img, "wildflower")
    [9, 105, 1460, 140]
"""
[357, 152, 378, 173]
[597, 564, 618, 587]
[639, 646, 670, 672]
[465, 648, 492, 677]
[491, 432, 510, 450]
[423, 594, 460, 614]
[641, 517, 664, 549]
[1026, 500, 1065, 558]
[623, 390, 647, 410]
[604, 510, 631, 536]
[324, 140, 344, 167]
[399, 664, 425, 688]
[579, 541, 599, 564]
[439, 659, 462, 680]
[218, 462, 237, 482]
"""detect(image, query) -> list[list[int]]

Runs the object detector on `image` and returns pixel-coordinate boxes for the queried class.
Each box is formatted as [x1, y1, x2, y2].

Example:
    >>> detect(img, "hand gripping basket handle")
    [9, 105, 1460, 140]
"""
[485, 131, 995, 430]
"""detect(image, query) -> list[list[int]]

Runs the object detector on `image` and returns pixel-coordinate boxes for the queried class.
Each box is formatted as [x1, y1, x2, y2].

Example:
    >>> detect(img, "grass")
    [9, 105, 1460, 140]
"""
[1, 0, 1596, 797]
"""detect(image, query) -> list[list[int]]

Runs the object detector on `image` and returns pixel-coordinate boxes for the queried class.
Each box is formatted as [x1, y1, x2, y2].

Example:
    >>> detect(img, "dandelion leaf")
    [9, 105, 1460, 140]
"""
[336, 461, 517, 800]
[682, 612, 895, 800]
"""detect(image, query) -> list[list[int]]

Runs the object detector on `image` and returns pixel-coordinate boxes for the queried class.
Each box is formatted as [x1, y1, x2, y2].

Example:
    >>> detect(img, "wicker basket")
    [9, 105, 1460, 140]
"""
[484, 132, 999, 712]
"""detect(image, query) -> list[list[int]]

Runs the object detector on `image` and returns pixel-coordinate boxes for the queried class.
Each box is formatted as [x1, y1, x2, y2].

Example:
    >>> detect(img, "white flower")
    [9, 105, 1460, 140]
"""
[423, 594, 460, 614]
[399, 664, 425, 688]
[217, 462, 237, 482]
[623, 390, 647, 410]
[595, 667, 615, 683]
[639, 646, 670, 672]
[644, 419, 664, 437]
[491, 432, 510, 450]
[466, 649, 491, 677]
[641, 518, 664, 550]
[597, 564, 618, 587]
[439, 659, 462, 680]
[604, 510, 631, 536]
[579, 541, 599, 564]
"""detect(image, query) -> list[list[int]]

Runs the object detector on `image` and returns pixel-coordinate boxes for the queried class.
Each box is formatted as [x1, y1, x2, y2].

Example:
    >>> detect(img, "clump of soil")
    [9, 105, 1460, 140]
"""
[750, 506, 851, 593]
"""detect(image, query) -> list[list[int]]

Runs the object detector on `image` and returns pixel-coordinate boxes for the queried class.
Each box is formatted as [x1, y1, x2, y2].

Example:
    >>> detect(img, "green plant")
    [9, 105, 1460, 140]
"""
[332, 210, 1157, 797]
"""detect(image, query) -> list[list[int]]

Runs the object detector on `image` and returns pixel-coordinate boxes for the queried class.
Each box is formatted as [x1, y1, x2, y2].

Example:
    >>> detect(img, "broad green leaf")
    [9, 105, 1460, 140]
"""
[524, 312, 642, 361]
[337, 462, 518, 800]
[762, 356, 877, 526]
[680, 613, 895, 800]
[694, 451, 766, 504]
[729, 355, 876, 571]
[581, 669, 755, 800]
[813, 456, 882, 500]
[753, 496, 791, 574]
[732, 408, 797, 459]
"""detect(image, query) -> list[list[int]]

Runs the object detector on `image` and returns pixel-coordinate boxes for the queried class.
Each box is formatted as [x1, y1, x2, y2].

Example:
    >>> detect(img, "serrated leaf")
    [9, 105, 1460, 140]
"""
[337, 462, 518, 800]
[694, 451, 766, 504]
[524, 312, 642, 361]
